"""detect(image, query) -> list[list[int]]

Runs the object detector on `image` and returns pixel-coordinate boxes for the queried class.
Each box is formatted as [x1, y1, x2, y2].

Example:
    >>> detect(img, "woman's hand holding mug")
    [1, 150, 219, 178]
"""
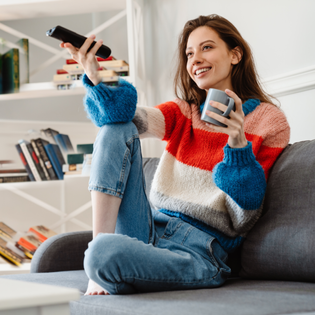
[201, 88, 248, 149]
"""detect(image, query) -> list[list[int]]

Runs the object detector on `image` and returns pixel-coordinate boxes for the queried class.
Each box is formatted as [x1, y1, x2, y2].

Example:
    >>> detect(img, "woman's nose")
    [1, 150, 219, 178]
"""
[191, 51, 203, 64]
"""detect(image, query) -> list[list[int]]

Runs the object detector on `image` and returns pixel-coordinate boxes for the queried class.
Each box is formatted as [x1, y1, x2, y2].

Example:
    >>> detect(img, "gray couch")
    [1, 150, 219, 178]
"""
[2, 140, 315, 315]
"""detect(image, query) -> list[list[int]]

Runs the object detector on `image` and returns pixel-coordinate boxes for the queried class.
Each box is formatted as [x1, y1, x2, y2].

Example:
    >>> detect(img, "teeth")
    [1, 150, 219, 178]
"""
[195, 68, 211, 75]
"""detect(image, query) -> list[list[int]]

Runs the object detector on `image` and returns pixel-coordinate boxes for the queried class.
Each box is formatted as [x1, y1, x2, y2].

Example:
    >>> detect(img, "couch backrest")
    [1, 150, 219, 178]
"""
[240, 140, 315, 282]
[142, 141, 315, 282]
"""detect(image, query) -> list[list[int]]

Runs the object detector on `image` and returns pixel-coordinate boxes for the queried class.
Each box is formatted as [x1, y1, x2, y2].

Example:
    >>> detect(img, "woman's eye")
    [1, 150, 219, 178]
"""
[203, 45, 212, 50]
[186, 52, 192, 58]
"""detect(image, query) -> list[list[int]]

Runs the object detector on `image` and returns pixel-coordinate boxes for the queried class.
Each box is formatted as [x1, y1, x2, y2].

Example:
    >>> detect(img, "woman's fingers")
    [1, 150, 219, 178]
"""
[225, 89, 243, 113]
[80, 35, 96, 56]
[89, 39, 103, 56]
[60, 42, 78, 56]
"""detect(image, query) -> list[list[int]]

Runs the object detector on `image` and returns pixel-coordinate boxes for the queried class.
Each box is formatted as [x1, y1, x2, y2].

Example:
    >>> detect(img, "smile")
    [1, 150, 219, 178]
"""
[194, 67, 212, 76]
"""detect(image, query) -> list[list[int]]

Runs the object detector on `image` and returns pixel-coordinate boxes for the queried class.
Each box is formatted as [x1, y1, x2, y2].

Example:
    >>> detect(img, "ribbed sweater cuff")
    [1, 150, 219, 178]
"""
[82, 73, 114, 101]
[223, 142, 256, 166]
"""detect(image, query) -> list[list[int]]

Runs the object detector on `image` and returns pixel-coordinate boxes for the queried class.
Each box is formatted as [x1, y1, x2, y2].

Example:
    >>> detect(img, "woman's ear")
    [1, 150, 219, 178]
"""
[231, 46, 242, 65]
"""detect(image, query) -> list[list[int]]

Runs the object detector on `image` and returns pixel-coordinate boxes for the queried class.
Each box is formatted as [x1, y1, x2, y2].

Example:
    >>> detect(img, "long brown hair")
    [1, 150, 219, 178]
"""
[174, 14, 277, 106]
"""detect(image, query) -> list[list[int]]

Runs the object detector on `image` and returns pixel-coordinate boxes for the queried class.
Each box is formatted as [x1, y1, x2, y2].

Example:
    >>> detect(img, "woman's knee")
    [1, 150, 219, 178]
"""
[96, 122, 138, 145]
[83, 233, 131, 280]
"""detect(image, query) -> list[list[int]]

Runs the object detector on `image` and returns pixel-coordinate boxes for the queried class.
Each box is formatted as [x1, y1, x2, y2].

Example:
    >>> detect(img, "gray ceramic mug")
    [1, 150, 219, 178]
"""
[201, 88, 235, 127]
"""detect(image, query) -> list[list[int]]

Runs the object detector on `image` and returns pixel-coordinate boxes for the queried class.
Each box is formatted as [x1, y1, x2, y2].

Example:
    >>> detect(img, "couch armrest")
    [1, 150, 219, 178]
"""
[30, 231, 92, 273]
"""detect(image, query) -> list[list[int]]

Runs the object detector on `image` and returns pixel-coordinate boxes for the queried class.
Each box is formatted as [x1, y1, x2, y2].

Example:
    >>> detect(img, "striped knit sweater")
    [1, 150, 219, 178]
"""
[83, 75, 290, 253]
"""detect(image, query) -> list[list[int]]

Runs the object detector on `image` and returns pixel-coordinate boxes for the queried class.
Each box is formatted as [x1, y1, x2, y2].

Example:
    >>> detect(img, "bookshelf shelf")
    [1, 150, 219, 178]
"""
[0, 77, 132, 101]
[0, 262, 31, 276]
[0, 0, 127, 21]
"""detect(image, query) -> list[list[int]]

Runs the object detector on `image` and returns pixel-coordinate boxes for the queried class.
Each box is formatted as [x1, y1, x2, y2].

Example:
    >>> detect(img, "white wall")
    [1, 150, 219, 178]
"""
[142, 0, 315, 145]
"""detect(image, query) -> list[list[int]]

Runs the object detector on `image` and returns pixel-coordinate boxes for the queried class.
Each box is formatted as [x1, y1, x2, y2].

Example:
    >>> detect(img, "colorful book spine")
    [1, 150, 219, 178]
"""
[66, 56, 116, 64]
[1, 48, 19, 94]
[31, 139, 50, 180]
[34, 138, 58, 180]
[26, 142, 46, 181]
[0, 54, 2, 94]
[18, 140, 42, 181]
[16, 38, 29, 84]
[0, 238, 24, 266]
[77, 143, 93, 154]
[15, 143, 35, 181]
[44, 144, 65, 179]
[54, 134, 74, 156]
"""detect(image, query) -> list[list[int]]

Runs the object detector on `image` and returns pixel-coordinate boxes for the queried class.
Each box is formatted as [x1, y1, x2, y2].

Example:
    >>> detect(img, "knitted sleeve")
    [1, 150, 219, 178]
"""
[132, 101, 182, 140]
[82, 74, 138, 127]
[212, 104, 290, 234]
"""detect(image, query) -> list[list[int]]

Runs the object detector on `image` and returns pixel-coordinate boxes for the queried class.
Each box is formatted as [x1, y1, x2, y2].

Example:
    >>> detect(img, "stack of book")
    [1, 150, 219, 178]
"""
[0, 160, 29, 183]
[0, 222, 56, 266]
[14, 128, 67, 182]
[0, 38, 29, 94]
[5, 127, 94, 183]
[53, 56, 129, 90]
[62, 143, 93, 176]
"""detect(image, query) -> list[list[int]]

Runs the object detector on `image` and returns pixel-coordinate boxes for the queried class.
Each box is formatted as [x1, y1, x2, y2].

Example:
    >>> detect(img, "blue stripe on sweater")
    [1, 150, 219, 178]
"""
[158, 209, 244, 253]
[213, 142, 267, 210]
[199, 98, 261, 117]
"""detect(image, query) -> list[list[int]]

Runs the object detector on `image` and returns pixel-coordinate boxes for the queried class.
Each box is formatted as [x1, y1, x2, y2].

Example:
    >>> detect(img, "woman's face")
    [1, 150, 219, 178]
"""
[186, 26, 239, 92]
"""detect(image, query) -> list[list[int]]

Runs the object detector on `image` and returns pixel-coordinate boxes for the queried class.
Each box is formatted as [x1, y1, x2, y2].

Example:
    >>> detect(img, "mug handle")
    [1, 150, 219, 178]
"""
[222, 97, 235, 117]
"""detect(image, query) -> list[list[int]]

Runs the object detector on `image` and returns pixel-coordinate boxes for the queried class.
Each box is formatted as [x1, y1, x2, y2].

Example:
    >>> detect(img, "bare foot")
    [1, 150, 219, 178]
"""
[84, 279, 110, 295]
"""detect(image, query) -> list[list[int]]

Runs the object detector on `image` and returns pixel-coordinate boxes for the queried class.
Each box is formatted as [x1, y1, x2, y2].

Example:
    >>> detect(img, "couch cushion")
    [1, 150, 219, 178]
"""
[2, 272, 315, 315]
[240, 140, 315, 281]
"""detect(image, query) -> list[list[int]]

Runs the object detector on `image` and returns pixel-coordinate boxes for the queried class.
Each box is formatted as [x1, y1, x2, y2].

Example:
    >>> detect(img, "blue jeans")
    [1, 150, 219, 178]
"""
[84, 122, 231, 295]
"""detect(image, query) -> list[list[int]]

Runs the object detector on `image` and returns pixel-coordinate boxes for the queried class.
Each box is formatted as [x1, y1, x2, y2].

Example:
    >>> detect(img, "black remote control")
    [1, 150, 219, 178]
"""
[46, 25, 111, 59]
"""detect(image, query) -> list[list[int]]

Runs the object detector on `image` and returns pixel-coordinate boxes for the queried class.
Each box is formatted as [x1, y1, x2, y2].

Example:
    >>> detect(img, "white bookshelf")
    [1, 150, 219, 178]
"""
[0, 0, 146, 274]
[0, 76, 131, 101]
[0, 0, 127, 21]
[0, 262, 31, 276]
[0, 0, 145, 102]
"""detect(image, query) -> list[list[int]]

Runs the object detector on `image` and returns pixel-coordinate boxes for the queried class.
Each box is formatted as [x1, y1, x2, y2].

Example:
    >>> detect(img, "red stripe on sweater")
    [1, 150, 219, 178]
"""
[163, 114, 283, 178]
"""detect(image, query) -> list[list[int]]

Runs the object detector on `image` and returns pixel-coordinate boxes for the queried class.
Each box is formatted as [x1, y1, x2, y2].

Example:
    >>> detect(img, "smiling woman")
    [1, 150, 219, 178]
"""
[175, 15, 273, 108]
[60, 13, 290, 296]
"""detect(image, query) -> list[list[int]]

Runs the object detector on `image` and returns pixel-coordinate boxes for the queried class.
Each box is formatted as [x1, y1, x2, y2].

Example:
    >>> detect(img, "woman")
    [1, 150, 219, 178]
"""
[60, 14, 290, 296]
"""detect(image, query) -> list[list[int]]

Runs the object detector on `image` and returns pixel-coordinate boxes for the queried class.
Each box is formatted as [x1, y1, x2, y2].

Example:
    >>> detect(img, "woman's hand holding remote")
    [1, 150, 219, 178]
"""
[60, 34, 103, 86]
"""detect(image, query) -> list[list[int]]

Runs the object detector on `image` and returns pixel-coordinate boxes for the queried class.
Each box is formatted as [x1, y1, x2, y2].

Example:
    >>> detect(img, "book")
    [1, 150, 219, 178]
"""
[17, 232, 42, 254]
[40, 128, 59, 144]
[44, 143, 65, 180]
[16, 38, 29, 85]
[1, 48, 19, 94]
[0, 237, 25, 266]
[15, 144, 35, 181]
[65, 56, 116, 64]
[53, 73, 72, 83]
[28, 225, 57, 243]
[26, 142, 46, 181]
[33, 138, 58, 180]
[0, 168, 27, 174]
[31, 139, 50, 180]
[0, 175, 30, 183]
[54, 134, 74, 157]
[0, 222, 16, 241]
[67, 153, 84, 165]
[77, 143, 93, 154]
[99, 60, 129, 68]
[56, 69, 68, 74]
[62, 163, 83, 172]
[0, 53, 2, 94]
[62, 64, 118, 77]
[104, 66, 129, 77]
[18, 140, 42, 181]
